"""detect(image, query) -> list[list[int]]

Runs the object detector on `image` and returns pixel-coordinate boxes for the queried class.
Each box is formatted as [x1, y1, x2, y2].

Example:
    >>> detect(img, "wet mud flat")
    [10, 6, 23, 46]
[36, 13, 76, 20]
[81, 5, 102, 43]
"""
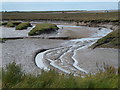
[1, 23, 118, 75]
[1, 38, 66, 75]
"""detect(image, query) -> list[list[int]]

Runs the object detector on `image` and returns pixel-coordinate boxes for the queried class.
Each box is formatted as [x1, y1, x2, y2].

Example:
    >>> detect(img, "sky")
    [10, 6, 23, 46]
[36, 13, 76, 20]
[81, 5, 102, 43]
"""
[1, 0, 119, 11]
[2, 2, 118, 11]
[1, 0, 120, 2]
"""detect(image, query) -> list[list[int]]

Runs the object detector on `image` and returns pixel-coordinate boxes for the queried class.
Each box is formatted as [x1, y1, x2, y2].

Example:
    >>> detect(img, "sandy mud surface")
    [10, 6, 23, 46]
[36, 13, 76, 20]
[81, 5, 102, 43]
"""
[1, 23, 118, 75]
[1, 39, 66, 75]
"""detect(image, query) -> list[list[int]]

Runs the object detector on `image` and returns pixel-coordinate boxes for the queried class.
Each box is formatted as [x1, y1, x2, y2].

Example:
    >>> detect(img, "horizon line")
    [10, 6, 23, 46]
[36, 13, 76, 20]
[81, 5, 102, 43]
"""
[1, 9, 118, 11]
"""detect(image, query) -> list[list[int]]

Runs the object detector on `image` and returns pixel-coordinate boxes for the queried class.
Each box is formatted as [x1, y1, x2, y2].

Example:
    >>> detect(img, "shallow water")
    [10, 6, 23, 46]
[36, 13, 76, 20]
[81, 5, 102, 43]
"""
[1, 24, 112, 38]
[57, 25, 85, 28]
[35, 51, 50, 71]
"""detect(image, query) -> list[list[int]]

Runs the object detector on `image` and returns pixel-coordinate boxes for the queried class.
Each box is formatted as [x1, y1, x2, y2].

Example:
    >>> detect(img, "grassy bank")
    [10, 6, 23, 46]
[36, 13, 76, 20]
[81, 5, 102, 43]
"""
[6, 22, 15, 27]
[91, 29, 120, 49]
[2, 12, 118, 22]
[28, 23, 59, 36]
[16, 22, 32, 30]
[1, 21, 32, 30]
[1, 21, 21, 27]
[0, 22, 7, 26]
[2, 62, 118, 88]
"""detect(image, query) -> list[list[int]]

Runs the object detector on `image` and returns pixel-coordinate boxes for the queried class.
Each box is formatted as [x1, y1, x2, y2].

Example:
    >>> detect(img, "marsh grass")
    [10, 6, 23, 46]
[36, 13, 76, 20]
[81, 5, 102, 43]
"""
[90, 29, 120, 49]
[11, 21, 21, 26]
[1, 21, 31, 30]
[1, 21, 22, 27]
[2, 62, 118, 88]
[2, 62, 23, 88]
[28, 23, 59, 36]
[16, 22, 32, 30]
[0, 22, 7, 26]
[2, 12, 118, 21]
[5, 22, 15, 27]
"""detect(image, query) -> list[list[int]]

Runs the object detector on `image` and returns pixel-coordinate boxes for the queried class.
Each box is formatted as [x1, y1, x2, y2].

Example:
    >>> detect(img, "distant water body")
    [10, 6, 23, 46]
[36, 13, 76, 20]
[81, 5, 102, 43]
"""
[2, 2, 118, 11]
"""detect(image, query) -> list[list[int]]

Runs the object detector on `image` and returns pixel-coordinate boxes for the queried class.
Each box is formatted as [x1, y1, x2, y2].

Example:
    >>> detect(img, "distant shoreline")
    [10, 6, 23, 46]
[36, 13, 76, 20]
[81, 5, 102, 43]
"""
[1, 9, 118, 12]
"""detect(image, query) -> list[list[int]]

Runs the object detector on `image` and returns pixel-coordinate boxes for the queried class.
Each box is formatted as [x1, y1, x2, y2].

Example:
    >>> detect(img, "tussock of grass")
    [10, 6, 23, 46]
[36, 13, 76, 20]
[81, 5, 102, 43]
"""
[1, 21, 22, 27]
[11, 21, 21, 26]
[1, 21, 31, 29]
[5, 22, 15, 27]
[16, 22, 32, 30]
[28, 23, 59, 36]
[2, 62, 23, 88]
[2, 62, 118, 88]
[0, 22, 7, 26]
[91, 29, 120, 49]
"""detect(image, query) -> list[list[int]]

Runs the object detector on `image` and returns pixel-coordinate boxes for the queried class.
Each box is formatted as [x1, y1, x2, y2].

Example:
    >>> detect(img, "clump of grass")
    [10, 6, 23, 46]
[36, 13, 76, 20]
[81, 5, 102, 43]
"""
[1, 21, 31, 29]
[2, 21, 22, 27]
[28, 23, 59, 36]
[2, 62, 23, 88]
[11, 21, 21, 26]
[16, 22, 32, 30]
[2, 62, 118, 88]
[0, 22, 7, 26]
[5, 22, 15, 27]
[91, 29, 120, 49]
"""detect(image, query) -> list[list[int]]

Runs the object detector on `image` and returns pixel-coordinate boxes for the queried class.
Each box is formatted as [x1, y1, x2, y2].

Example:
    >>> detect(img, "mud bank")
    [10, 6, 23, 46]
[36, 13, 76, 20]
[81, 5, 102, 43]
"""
[1, 23, 118, 75]
[35, 25, 118, 75]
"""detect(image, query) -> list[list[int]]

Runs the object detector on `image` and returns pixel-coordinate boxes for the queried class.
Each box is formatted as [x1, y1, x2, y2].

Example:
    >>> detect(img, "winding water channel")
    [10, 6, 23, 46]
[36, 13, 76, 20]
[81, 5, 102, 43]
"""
[35, 25, 112, 75]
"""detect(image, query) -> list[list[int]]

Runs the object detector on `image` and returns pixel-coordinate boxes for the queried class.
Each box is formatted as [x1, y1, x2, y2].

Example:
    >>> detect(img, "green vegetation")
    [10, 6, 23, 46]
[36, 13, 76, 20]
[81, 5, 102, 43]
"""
[11, 21, 21, 26]
[16, 22, 32, 30]
[0, 21, 31, 30]
[28, 23, 59, 36]
[2, 12, 118, 22]
[91, 29, 120, 49]
[1, 21, 22, 27]
[6, 22, 15, 27]
[0, 38, 8, 43]
[2, 62, 118, 88]
[2, 62, 23, 88]
[0, 22, 7, 26]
